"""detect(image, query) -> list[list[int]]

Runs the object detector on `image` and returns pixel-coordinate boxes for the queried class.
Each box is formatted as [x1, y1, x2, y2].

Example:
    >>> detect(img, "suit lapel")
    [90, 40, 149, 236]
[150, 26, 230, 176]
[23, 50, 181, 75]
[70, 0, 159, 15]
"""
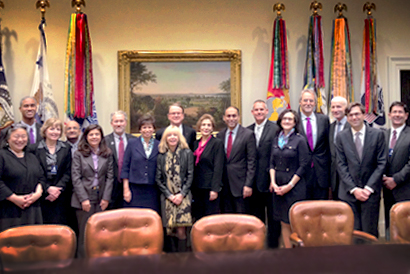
[258, 122, 269, 148]
[85, 154, 96, 171]
[346, 129, 361, 163]
[135, 138, 146, 158]
[391, 126, 409, 162]
[149, 141, 159, 160]
[107, 134, 118, 162]
[360, 126, 371, 163]
[229, 126, 243, 160]
[97, 156, 107, 174]
[329, 122, 335, 144]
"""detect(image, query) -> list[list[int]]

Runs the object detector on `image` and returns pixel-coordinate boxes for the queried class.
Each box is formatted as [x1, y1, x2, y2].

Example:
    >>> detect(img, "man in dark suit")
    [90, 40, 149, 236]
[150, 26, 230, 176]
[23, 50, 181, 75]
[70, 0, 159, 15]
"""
[155, 103, 196, 150]
[217, 106, 256, 214]
[247, 99, 281, 248]
[105, 110, 136, 209]
[336, 102, 386, 237]
[329, 96, 350, 200]
[383, 101, 410, 237]
[19, 96, 43, 144]
[298, 89, 330, 200]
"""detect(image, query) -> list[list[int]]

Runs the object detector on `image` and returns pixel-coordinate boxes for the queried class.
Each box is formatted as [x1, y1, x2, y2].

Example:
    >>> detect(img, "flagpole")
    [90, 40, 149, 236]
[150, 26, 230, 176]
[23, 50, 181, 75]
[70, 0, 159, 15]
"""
[36, 0, 50, 19]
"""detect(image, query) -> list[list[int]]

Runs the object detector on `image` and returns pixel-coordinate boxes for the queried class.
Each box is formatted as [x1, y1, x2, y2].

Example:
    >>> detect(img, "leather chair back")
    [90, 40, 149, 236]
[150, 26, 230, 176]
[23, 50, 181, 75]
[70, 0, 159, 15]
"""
[289, 201, 354, 246]
[191, 214, 265, 252]
[390, 201, 410, 243]
[0, 225, 76, 263]
[85, 208, 163, 258]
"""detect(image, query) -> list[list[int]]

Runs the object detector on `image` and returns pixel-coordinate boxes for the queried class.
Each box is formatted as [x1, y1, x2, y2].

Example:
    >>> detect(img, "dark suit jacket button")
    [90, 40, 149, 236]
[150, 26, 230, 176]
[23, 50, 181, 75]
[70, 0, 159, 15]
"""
[286, 168, 289, 172]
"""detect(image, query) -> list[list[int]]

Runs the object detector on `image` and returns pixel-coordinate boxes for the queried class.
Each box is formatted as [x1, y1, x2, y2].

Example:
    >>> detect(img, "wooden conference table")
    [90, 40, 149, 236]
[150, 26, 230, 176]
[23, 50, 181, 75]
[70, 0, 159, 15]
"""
[2, 244, 410, 274]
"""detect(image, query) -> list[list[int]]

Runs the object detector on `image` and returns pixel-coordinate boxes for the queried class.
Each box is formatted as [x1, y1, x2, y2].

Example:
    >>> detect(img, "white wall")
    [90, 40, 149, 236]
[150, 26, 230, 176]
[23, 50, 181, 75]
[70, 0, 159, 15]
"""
[3, 0, 410, 132]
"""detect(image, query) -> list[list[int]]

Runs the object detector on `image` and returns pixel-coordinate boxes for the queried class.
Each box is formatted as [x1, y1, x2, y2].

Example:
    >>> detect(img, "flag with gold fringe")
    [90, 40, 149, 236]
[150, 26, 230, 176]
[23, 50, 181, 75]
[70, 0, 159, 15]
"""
[360, 17, 385, 125]
[31, 18, 59, 124]
[64, 12, 97, 128]
[329, 17, 354, 104]
[0, 21, 14, 129]
[266, 17, 290, 122]
[303, 15, 327, 114]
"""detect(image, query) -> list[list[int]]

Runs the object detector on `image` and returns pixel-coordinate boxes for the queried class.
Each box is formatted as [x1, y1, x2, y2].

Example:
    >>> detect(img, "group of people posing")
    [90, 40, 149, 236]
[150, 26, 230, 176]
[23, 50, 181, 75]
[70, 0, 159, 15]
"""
[0, 91, 408, 254]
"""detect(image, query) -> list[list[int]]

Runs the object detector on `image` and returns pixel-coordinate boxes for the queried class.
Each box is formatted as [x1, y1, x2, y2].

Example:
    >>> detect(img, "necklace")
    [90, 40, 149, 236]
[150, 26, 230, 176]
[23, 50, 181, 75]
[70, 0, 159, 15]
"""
[9, 148, 24, 158]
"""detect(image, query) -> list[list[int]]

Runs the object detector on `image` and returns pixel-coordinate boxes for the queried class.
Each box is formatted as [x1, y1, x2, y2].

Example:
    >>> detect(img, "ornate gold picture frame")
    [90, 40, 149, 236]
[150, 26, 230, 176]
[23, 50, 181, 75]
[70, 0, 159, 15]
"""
[118, 50, 241, 133]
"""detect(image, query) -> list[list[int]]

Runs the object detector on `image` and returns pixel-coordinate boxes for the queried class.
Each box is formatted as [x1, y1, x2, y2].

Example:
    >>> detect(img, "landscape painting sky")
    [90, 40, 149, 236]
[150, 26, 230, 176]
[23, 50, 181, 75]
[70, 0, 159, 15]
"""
[138, 61, 230, 95]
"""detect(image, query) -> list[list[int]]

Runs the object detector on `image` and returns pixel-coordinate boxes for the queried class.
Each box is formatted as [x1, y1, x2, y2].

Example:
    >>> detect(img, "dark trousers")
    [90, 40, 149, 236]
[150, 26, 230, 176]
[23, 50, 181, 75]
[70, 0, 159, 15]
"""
[108, 179, 123, 210]
[344, 195, 380, 237]
[331, 174, 341, 201]
[382, 186, 395, 238]
[192, 188, 220, 221]
[220, 184, 250, 214]
[75, 189, 102, 258]
[306, 167, 329, 200]
[249, 189, 281, 248]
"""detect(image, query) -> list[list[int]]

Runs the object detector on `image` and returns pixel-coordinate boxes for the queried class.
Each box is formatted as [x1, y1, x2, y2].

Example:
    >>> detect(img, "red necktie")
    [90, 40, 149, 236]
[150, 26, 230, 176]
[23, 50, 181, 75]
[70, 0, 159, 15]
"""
[390, 130, 397, 149]
[118, 136, 124, 180]
[227, 131, 233, 159]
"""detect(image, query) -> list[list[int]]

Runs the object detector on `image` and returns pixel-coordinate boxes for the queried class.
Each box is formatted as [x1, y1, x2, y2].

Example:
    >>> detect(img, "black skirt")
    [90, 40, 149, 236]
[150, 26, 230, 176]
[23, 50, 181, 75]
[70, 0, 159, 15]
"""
[123, 183, 160, 214]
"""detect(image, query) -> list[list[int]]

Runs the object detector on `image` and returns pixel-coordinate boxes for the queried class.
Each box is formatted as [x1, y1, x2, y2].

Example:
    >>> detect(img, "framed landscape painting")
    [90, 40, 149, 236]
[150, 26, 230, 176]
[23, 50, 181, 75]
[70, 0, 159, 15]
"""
[118, 50, 241, 133]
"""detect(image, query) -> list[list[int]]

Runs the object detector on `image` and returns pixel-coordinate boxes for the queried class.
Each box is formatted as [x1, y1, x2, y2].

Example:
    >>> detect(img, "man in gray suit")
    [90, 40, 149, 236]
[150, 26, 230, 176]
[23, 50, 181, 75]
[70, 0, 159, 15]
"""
[336, 102, 386, 237]
[105, 110, 136, 209]
[329, 96, 349, 200]
[247, 100, 281, 248]
[383, 101, 410, 235]
[298, 89, 330, 200]
[217, 106, 256, 214]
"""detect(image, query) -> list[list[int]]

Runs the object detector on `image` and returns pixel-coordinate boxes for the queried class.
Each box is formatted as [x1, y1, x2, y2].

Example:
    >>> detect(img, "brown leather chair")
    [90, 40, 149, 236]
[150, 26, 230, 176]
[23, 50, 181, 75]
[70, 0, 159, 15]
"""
[191, 214, 266, 253]
[289, 201, 378, 247]
[0, 225, 76, 264]
[390, 201, 410, 244]
[85, 208, 163, 258]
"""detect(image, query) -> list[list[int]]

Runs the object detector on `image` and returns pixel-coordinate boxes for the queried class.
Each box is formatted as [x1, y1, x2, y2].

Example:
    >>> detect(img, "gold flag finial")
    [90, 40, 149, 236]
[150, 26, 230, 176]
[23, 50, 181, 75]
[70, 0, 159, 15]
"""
[334, 2, 347, 18]
[72, 0, 86, 13]
[363, 2, 376, 17]
[310, 1, 322, 16]
[36, 0, 50, 19]
[273, 3, 285, 18]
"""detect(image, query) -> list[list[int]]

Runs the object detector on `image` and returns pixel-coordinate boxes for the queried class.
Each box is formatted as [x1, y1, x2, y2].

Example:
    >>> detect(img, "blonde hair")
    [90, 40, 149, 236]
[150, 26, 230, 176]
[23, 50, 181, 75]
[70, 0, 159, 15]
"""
[41, 118, 63, 139]
[158, 125, 189, 153]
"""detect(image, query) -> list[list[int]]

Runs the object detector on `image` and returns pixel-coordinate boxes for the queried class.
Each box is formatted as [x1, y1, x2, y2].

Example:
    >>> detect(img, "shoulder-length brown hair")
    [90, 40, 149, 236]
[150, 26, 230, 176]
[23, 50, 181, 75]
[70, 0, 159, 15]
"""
[158, 125, 189, 153]
[77, 124, 111, 158]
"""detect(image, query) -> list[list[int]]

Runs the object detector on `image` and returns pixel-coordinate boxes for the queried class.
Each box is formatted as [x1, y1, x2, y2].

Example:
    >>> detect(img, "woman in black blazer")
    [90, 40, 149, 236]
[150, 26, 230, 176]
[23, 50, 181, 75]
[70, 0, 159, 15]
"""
[0, 124, 44, 232]
[122, 114, 160, 213]
[28, 118, 72, 225]
[269, 109, 309, 248]
[156, 125, 193, 252]
[192, 114, 224, 220]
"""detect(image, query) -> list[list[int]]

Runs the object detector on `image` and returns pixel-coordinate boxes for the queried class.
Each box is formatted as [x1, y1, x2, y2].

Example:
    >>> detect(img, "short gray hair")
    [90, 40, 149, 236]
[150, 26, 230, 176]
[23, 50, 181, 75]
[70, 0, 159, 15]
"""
[110, 110, 128, 122]
[299, 89, 317, 104]
[19, 96, 37, 108]
[331, 96, 348, 106]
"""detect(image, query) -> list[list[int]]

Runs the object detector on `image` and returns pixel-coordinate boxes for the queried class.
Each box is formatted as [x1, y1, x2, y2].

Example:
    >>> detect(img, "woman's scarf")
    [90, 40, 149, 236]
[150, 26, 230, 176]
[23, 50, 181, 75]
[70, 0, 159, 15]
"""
[278, 128, 295, 149]
[193, 136, 211, 166]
